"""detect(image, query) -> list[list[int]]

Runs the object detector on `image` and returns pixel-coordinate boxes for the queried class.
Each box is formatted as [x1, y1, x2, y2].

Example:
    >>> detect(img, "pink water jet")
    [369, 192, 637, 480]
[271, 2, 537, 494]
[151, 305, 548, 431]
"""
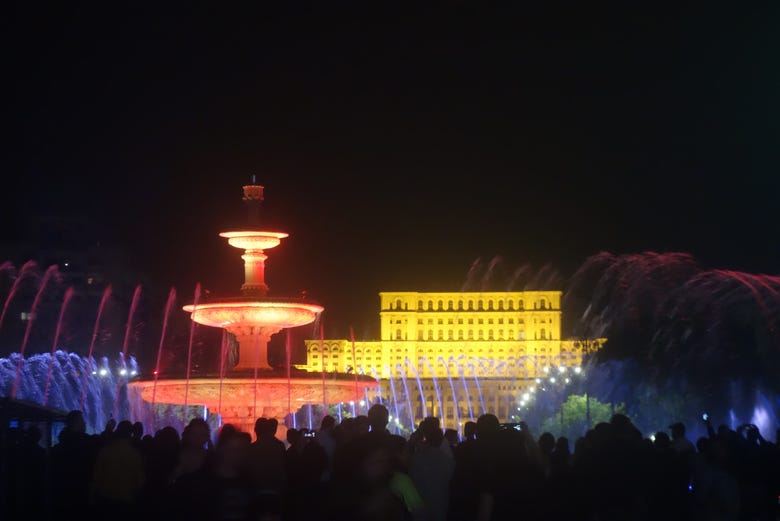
[43, 286, 75, 406]
[129, 181, 377, 436]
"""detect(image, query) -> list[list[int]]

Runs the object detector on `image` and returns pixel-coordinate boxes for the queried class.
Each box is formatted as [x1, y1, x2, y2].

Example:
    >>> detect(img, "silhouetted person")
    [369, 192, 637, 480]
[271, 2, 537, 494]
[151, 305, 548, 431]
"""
[91, 420, 145, 519]
[449, 414, 500, 521]
[169, 419, 214, 521]
[670, 422, 695, 454]
[210, 427, 253, 521]
[140, 426, 180, 521]
[315, 415, 337, 480]
[367, 404, 390, 436]
[444, 428, 459, 451]
[538, 431, 555, 472]
[51, 410, 97, 519]
[341, 436, 424, 521]
[409, 417, 455, 521]
[8, 425, 46, 520]
[248, 418, 286, 518]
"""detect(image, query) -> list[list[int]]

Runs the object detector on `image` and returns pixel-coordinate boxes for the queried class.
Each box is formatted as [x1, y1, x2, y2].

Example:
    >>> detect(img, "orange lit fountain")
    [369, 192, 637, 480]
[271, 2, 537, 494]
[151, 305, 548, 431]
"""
[130, 182, 377, 435]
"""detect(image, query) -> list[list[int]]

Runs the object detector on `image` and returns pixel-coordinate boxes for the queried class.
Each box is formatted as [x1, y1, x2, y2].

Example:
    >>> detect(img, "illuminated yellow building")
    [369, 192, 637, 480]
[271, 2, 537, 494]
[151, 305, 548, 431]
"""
[298, 291, 603, 429]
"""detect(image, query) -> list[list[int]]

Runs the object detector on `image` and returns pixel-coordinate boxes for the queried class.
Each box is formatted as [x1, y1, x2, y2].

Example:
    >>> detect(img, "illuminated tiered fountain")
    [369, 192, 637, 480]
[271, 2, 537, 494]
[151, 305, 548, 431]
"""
[130, 182, 377, 435]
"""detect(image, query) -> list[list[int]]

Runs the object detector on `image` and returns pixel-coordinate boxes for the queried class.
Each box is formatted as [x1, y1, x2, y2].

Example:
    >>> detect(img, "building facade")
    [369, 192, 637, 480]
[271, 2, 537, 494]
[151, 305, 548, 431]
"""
[298, 291, 603, 429]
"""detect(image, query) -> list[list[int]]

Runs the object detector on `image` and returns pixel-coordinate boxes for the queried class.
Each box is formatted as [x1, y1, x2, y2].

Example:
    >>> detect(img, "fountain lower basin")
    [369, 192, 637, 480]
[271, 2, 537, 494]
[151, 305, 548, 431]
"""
[129, 373, 378, 434]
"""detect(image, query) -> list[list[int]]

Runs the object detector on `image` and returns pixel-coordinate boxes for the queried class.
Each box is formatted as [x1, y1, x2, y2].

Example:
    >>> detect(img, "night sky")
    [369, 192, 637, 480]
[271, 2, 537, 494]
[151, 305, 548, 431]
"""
[6, 4, 780, 338]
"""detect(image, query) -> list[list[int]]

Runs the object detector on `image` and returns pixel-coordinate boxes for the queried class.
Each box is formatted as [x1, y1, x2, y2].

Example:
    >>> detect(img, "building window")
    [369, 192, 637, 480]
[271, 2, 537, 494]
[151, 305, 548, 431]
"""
[428, 331, 434, 340]
[448, 330, 453, 340]
[478, 330, 484, 340]
[508, 318, 514, 324]
[438, 330, 444, 340]
[417, 319, 423, 325]
[478, 319, 483, 325]
[448, 318, 453, 325]
[458, 330, 464, 340]
[468, 319, 474, 325]
[468, 330, 474, 340]
[488, 319, 494, 325]
[438, 319, 443, 325]
[418, 331, 423, 340]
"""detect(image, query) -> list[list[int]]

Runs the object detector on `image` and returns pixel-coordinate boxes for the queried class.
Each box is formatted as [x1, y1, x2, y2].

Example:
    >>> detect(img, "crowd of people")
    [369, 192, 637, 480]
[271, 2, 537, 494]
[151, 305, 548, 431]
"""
[3, 405, 779, 521]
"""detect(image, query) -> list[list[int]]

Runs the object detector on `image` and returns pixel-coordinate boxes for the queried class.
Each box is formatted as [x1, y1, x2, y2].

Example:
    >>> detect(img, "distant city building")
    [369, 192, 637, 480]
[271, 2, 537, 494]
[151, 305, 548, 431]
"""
[298, 291, 604, 428]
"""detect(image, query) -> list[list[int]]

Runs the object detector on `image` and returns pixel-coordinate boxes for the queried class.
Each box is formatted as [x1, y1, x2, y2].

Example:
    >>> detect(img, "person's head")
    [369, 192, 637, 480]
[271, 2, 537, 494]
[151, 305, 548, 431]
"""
[254, 417, 278, 439]
[132, 421, 144, 439]
[184, 418, 211, 448]
[217, 428, 250, 471]
[320, 415, 336, 431]
[463, 421, 477, 440]
[287, 428, 301, 446]
[154, 426, 181, 449]
[444, 428, 459, 447]
[611, 414, 641, 440]
[115, 420, 134, 440]
[421, 417, 443, 447]
[670, 422, 686, 440]
[554, 436, 570, 455]
[217, 424, 239, 448]
[476, 413, 499, 440]
[65, 410, 86, 434]
[653, 431, 671, 450]
[367, 404, 389, 432]
[538, 432, 555, 455]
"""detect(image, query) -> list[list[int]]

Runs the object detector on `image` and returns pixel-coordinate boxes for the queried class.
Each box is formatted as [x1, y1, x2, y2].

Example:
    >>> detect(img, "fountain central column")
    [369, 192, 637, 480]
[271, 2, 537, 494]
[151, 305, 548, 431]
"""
[231, 325, 281, 371]
[241, 250, 269, 296]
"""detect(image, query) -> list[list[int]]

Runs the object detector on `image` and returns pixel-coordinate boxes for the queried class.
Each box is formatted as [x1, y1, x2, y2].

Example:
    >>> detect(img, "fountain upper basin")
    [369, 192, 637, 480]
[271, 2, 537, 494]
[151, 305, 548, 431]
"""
[184, 298, 324, 329]
[219, 230, 289, 251]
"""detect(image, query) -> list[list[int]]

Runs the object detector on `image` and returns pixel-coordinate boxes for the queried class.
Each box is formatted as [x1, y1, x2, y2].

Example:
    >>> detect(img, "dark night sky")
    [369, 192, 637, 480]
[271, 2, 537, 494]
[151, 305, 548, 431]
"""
[5, 4, 780, 338]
